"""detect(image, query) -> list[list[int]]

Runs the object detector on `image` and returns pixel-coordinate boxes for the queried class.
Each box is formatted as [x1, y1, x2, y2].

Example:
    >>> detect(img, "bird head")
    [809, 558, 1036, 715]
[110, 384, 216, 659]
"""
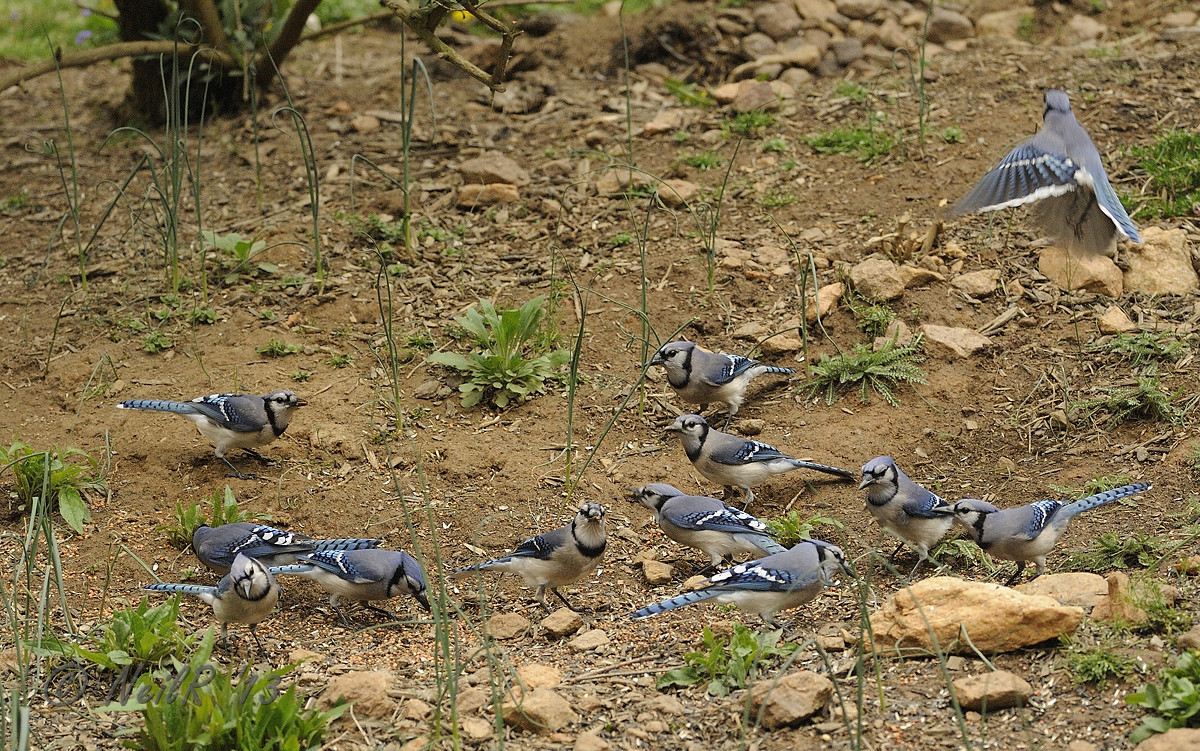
[399, 552, 431, 612]
[858, 456, 899, 492]
[813, 539, 851, 583]
[665, 414, 708, 441]
[626, 483, 683, 511]
[647, 341, 696, 370]
[1043, 89, 1072, 119]
[230, 553, 273, 600]
[933, 499, 999, 538]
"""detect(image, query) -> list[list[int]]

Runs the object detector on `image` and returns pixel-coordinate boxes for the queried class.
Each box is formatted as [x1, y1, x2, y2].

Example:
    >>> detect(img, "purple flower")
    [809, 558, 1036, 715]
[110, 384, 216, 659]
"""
[80, 8, 92, 16]
[10, 11, 19, 21]
[74, 30, 92, 45]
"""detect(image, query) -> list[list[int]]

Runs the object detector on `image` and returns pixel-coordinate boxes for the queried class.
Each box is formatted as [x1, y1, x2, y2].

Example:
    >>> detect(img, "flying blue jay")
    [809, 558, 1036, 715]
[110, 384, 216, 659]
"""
[449, 503, 607, 611]
[627, 483, 787, 567]
[951, 89, 1141, 256]
[858, 456, 954, 576]
[117, 391, 307, 477]
[648, 341, 795, 424]
[631, 539, 847, 626]
[664, 414, 856, 505]
[271, 548, 429, 624]
[192, 522, 382, 576]
[936, 482, 1151, 585]
[144, 552, 280, 652]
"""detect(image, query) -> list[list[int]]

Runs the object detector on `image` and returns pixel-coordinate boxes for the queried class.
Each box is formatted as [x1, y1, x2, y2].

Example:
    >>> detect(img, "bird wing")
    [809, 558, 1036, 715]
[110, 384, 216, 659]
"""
[901, 489, 950, 519]
[706, 558, 820, 593]
[1008, 500, 1063, 540]
[299, 550, 379, 584]
[186, 394, 262, 432]
[723, 439, 788, 465]
[664, 502, 770, 534]
[508, 526, 568, 561]
[696, 354, 755, 387]
[952, 142, 1081, 215]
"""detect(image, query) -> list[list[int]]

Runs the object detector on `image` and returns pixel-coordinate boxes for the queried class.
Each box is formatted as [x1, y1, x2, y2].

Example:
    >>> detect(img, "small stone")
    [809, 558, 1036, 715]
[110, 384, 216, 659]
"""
[805, 282, 844, 323]
[414, 380, 441, 399]
[1177, 624, 1200, 651]
[568, 629, 610, 653]
[645, 694, 685, 716]
[1134, 728, 1200, 751]
[575, 731, 610, 751]
[518, 664, 563, 689]
[754, 2, 802, 40]
[1067, 740, 1098, 751]
[405, 698, 432, 720]
[899, 265, 945, 287]
[951, 269, 1000, 297]
[462, 717, 494, 741]
[541, 608, 584, 637]
[731, 80, 779, 113]
[1091, 572, 1147, 625]
[457, 183, 520, 208]
[712, 82, 741, 104]
[748, 670, 834, 729]
[920, 325, 991, 359]
[289, 648, 323, 664]
[460, 152, 530, 186]
[1098, 306, 1136, 334]
[658, 179, 699, 208]
[642, 559, 674, 585]
[794, 0, 836, 22]
[926, 7, 974, 44]
[742, 32, 779, 60]
[1124, 227, 1198, 295]
[732, 322, 767, 340]
[488, 612, 532, 640]
[1065, 14, 1107, 45]
[850, 257, 905, 300]
[738, 418, 765, 436]
[759, 333, 804, 354]
[350, 114, 380, 133]
[457, 687, 490, 714]
[946, 656, 967, 671]
[836, 0, 881, 20]
[778, 67, 813, 89]
[952, 670, 1033, 711]
[976, 8, 1027, 38]
[1015, 572, 1109, 610]
[1039, 246, 1123, 296]
[642, 109, 687, 136]
[320, 671, 397, 720]
[502, 688, 578, 733]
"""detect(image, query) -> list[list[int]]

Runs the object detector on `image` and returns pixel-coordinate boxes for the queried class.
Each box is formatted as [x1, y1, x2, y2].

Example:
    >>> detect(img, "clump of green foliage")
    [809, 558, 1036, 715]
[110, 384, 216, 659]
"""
[1063, 531, 1163, 572]
[766, 512, 843, 548]
[845, 294, 896, 339]
[1126, 129, 1200, 218]
[657, 624, 798, 696]
[1127, 650, 1200, 743]
[1048, 474, 1134, 499]
[161, 486, 266, 548]
[1090, 331, 1193, 366]
[257, 339, 301, 358]
[427, 295, 571, 409]
[932, 537, 998, 572]
[805, 334, 926, 406]
[203, 231, 277, 285]
[1072, 367, 1191, 425]
[724, 111, 776, 137]
[32, 598, 195, 673]
[683, 150, 723, 170]
[1, 439, 104, 533]
[1065, 642, 1136, 687]
[805, 116, 897, 164]
[665, 79, 714, 108]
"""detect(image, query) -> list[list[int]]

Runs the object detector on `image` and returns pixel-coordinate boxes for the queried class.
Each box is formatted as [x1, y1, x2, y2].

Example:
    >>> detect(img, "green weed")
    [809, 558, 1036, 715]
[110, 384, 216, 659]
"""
[160, 486, 266, 548]
[766, 511, 843, 548]
[657, 623, 798, 696]
[257, 339, 302, 357]
[1065, 643, 1136, 686]
[1072, 367, 1191, 425]
[1127, 649, 1200, 743]
[665, 79, 714, 108]
[427, 295, 572, 409]
[941, 126, 964, 143]
[326, 353, 352, 369]
[834, 82, 870, 102]
[1, 190, 30, 212]
[30, 598, 195, 673]
[189, 307, 217, 325]
[1090, 331, 1193, 366]
[291, 370, 312, 382]
[1048, 474, 1135, 500]
[761, 136, 788, 153]
[0, 439, 104, 533]
[805, 117, 897, 164]
[724, 111, 776, 137]
[142, 331, 174, 354]
[684, 150, 723, 170]
[805, 334, 927, 406]
[846, 295, 896, 339]
[1126, 130, 1200, 218]
[760, 190, 796, 207]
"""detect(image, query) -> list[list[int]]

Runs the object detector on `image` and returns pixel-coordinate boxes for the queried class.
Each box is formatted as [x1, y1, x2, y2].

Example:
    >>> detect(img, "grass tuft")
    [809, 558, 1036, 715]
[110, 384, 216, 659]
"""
[1126, 129, 1200, 218]
[805, 334, 926, 406]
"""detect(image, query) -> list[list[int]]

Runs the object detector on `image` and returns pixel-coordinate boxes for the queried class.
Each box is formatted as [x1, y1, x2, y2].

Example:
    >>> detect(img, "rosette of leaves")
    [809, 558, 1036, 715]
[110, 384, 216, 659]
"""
[428, 296, 571, 409]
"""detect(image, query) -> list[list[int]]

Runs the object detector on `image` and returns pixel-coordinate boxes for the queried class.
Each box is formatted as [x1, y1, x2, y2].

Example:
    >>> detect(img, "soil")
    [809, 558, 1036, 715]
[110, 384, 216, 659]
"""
[1, 4, 1199, 750]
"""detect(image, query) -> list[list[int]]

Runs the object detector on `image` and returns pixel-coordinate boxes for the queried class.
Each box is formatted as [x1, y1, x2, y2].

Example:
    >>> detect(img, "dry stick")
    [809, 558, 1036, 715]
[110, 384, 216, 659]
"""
[380, 0, 510, 92]
[0, 42, 234, 93]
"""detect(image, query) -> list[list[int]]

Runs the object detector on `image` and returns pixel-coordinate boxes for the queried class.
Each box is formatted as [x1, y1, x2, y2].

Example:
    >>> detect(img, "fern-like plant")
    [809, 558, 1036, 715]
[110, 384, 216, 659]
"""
[427, 296, 571, 409]
[804, 334, 926, 406]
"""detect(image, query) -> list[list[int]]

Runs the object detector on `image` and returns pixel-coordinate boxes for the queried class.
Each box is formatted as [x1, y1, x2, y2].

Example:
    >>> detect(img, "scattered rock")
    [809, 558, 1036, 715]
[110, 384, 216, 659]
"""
[642, 109, 688, 136]
[953, 670, 1033, 711]
[742, 32, 780, 60]
[405, 698, 432, 720]
[645, 694, 685, 716]
[732, 321, 767, 340]
[1091, 571, 1147, 625]
[759, 333, 804, 354]
[457, 687, 490, 714]
[796, 0, 837, 22]
[737, 418, 765, 436]
[460, 152, 530, 185]
[1064, 14, 1107, 45]
[1178, 624, 1200, 651]
[951, 269, 1000, 297]
[837, 0, 882, 21]
[874, 320, 913, 349]
[1135, 728, 1200, 751]
[488, 612, 532, 640]
[518, 663, 563, 689]
[574, 731, 611, 751]
[542, 608, 584, 638]
[899, 265, 945, 288]
[1015, 572, 1108, 610]
[462, 717, 495, 741]
[319, 671, 397, 720]
[920, 325, 991, 359]
[1098, 306, 1137, 334]
[569, 629, 610, 653]
[1039, 246, 1123, 297]
[850, 257, 905, 300]
[1124, 227, 1198, 295]
[658, 179, 700, 208]
[831, 38, 864, 66]
[754, 2, 802, 40]
[502, 688, 578, 733]
[643, 559, 674, 585]
[457, 183, 520, 208]
[731, 80, 779, 113]
[805, 282, 844, 323]
[976, 8, 1027, 38]
[926, 7, 974, 44]
[869, 577, 1084, 654]
[350, 114, 380, 133]
[748, 670, 834, 729]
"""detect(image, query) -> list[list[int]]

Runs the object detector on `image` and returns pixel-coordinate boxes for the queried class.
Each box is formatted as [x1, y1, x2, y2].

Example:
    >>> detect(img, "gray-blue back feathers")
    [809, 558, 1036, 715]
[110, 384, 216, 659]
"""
[649, 341, 795, 416]
[627, 483, 786, 565]
[144, 552, 280, 645]
[273, 548, 430, 613]
[192, 522, 381, 575]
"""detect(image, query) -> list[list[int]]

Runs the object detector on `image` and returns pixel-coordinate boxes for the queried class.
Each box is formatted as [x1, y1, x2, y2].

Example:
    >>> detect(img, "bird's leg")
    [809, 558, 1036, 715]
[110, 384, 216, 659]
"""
[364, 604, 399, 621]
[887, 541, 908, 565]
[552, 587, 581, 613]
[1003, 561, 1027, 587]
[740, 488, 755, 510]
[907, 556, 926, 579]
[249, 626, 267, 661]
[534, 585, 551, 612]
[760, 613, 782, 629]
[220, 455, 257, 481]
[722, 486, 737, 501]
[721, 413, 734, 431]
[243, 448, 277, 466]
[331, 599, 355, 627]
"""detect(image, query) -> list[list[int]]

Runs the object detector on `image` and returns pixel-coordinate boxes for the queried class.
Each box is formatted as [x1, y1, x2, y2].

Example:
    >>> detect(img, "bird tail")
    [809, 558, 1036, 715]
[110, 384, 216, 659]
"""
[144, 583, 216, 596]
[117, 399, 197, 415]
[1064, 482, 1151, 518]
[749, 365, 796, 377]
[449, 558, 511, 578]
[787, 460, 857, 481]
[746, 535, 788, 556]
[631, 589, 720, 619]
[268, 564, 315, 576]
[310, 537, 382, 552]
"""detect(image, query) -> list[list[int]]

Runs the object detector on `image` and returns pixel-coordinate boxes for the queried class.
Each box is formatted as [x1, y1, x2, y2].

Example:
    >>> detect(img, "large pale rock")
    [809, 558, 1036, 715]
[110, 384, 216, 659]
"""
[927, 7, 974, 43]
[953, 670, 1032, 711]
[869, 577, 1084, 654]
[319, 671, 397, 719]
[805, 282, 845, 323]
[1038, 246, 1123, 297]
[575, 731, 611, 751]
[976, 8, 1027, 38]
[569, 629, 610, 653]
[748, 670, 833, 729]
[850, 257, 905, 300]
[1064, 14, 1107, 45]
[920, 325, 991, 359]
[460, 152, 530, 186]
[1124, 227, 1198, 295]
[1135, 728, 1200, 751]
[952, 269, 1000, 297]
[900, 265, 945, 288]
[517, 663, 563, 689]
[541, 608, 584, 637]
[742, 32, 780, 59]
[658, 179, 699, 209]
[732, 80, 779, 113]
[795, 0, 836, 22]
[488, 612, 532, 640]
[754, 2, 802, 40]
[642, 559, 674, 585]
[502, 688, 577, 733]
[1016, 572, 1108, 610]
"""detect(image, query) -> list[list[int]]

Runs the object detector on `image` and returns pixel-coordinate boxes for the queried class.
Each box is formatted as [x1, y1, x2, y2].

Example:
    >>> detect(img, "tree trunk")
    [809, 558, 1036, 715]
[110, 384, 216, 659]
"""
[113, 0, 173, 122]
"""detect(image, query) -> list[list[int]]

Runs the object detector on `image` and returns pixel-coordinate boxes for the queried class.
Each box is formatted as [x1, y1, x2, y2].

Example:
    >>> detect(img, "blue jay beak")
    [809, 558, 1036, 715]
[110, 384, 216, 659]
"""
[647, 353, 666, 367]
[294, 397, 309, 407]
[415, 590, 431, 612]
[929, 505, 956, 516]
[856, 477, 874, 491]
[625, 487, 644, 500]
[663, 424, 683, 435]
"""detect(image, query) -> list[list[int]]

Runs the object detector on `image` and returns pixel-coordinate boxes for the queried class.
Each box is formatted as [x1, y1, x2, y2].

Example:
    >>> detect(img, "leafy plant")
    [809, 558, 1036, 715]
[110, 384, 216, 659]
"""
[30, 598, 195, 673]
[941, 126, 964, 144]
[1048, 474, 1134, 500]
[427, 296, 572, 409]
[202, 231, 277, 286]
[845, 295, 896, 338]
[665, 78, 714, 108]
[0, 439, 104, 533]
[189, 307, 218, 325]
[761, 136, 788, 153]
[805, 116, 897, 164]
[834, 82, 870, 101]
[805, 334, 927, 407]
[1072, 367, 1191, 425]
[766, 511, 843, 548]
[683, 149, 723, 170]
[1127, 650, 1200, 743]
[1126, 129, 1200, 218]
[161, 487, 266, 548]
[724, 111, 776, 136]
[932, 537, 998, 572]
[760, 190, 796, 207]
[257, 339, 301, 358]
[143, 331, 174, 354]
[657, 623, 798, 696]
[1065, 643, 1136, 686]
[1090, 331, 1193, 366]
[326, 353, 352, 369]
[106, 629, 346, 750]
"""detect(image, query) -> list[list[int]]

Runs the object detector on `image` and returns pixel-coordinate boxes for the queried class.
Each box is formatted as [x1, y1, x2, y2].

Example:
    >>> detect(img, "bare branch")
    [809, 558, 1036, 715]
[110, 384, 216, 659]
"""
[179, 0, 232, 54]
[380, 0, 510, 92]
[264, 0, 324, 71]
[300, 10, 395, 44]
[0, 41, 235, 95]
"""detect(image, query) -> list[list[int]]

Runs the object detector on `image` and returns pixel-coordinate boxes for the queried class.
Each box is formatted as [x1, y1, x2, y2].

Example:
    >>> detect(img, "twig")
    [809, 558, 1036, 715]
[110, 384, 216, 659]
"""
[380, 0, 513, 92]
[0, 42, 233, 94]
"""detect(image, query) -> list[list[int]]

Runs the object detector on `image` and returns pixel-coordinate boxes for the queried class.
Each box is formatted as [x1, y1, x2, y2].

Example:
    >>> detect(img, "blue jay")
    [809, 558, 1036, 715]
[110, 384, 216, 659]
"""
[271, 548, 429, 624]
[664, 414, 856, 505]
[936, 482, 1151, 585]
[951, 89, 1141, 256]
[631, 539, 847, 627]
[192, 522, 382, 576]
[627, 483, 787, 567]
[858, 456, 954, 576]
[648, 341, 795, 423]
[117, 391, 307, 477]
[449, 503, 607, 611]
[144, 552, 280, 652]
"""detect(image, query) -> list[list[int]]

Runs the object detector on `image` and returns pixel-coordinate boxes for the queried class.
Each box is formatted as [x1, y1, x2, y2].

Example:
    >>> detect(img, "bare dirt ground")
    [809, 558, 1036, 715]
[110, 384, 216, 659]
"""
[1, 3, 1199, 749]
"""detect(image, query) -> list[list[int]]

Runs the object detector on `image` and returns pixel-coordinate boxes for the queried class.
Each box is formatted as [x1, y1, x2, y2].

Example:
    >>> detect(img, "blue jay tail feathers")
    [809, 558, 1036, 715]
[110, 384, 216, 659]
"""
[630, 589, 718, 619]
